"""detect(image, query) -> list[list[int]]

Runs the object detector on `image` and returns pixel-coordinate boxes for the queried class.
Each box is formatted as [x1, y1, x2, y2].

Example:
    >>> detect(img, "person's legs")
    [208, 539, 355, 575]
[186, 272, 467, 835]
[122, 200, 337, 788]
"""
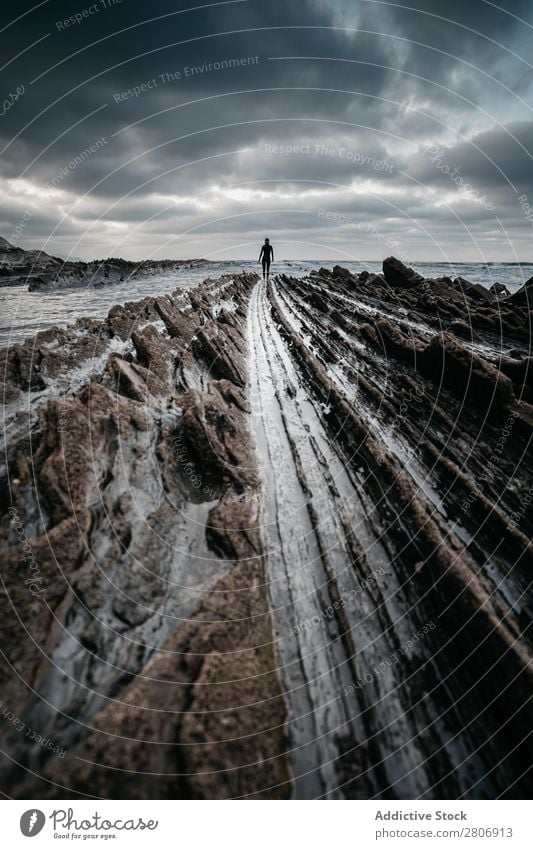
[265, 259, 271, 280]
[262, 259, 267, 279]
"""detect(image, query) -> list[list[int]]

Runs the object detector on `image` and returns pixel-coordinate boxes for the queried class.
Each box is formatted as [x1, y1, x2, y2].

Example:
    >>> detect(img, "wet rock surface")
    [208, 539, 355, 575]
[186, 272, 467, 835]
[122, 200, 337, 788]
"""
[0, 271, 288, 799]
[249, 261, 533, 798]
[1, 258, 532, 799]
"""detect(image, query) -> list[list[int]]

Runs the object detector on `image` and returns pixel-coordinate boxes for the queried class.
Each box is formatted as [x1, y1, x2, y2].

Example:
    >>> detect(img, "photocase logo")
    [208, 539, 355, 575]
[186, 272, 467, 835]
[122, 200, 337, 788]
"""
[20, 809, 46, 837]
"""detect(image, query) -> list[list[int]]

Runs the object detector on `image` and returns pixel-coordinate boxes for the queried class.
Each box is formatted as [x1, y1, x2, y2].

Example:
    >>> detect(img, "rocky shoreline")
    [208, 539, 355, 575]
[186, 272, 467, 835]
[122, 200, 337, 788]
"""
[0, 236, 211, 291]
[1, 258, 532, 798]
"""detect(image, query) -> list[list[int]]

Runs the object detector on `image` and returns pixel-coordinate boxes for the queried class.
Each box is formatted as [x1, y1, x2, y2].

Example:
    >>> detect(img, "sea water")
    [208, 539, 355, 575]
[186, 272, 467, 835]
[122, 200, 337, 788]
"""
[1, 259, 532, 347]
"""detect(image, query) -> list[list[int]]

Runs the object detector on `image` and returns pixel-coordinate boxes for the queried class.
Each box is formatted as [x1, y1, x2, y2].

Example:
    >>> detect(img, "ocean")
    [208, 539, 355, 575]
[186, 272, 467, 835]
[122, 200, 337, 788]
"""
[1, 259, 532, 347]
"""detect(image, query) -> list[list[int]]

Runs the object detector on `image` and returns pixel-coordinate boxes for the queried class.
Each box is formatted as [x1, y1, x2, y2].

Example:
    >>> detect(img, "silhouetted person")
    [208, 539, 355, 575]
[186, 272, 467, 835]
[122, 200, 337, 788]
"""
[259, 238, 274, 280]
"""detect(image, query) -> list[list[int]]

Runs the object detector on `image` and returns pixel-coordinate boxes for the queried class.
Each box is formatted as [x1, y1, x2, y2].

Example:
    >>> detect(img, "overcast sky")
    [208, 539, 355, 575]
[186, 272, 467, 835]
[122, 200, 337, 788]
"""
[1, 0, 532, 262]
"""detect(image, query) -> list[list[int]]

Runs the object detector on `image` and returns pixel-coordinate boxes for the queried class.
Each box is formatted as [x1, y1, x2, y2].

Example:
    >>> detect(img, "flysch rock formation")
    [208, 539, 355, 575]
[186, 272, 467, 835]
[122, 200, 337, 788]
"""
[0, 236, 211, 291]
[0, 272, 288, 799]
[0, 236, 65, 287]
[1, 258, 532, 799]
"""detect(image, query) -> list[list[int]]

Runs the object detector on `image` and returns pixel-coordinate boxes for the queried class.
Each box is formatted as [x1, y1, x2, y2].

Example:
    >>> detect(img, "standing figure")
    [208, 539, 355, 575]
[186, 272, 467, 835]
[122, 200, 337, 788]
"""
[259, 238, 274, 280]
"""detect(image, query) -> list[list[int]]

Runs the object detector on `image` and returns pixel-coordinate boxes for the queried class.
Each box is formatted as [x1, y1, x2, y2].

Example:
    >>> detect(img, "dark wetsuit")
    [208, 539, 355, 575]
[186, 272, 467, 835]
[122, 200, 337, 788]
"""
[259, 243, 274, 277]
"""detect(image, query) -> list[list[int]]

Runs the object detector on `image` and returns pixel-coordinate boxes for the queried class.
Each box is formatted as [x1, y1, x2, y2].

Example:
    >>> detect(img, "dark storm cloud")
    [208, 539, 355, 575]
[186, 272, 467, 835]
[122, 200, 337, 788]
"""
[356, 0, 533, 87]
[0, 0, 532, 259]
[412, 121, 533, 193]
